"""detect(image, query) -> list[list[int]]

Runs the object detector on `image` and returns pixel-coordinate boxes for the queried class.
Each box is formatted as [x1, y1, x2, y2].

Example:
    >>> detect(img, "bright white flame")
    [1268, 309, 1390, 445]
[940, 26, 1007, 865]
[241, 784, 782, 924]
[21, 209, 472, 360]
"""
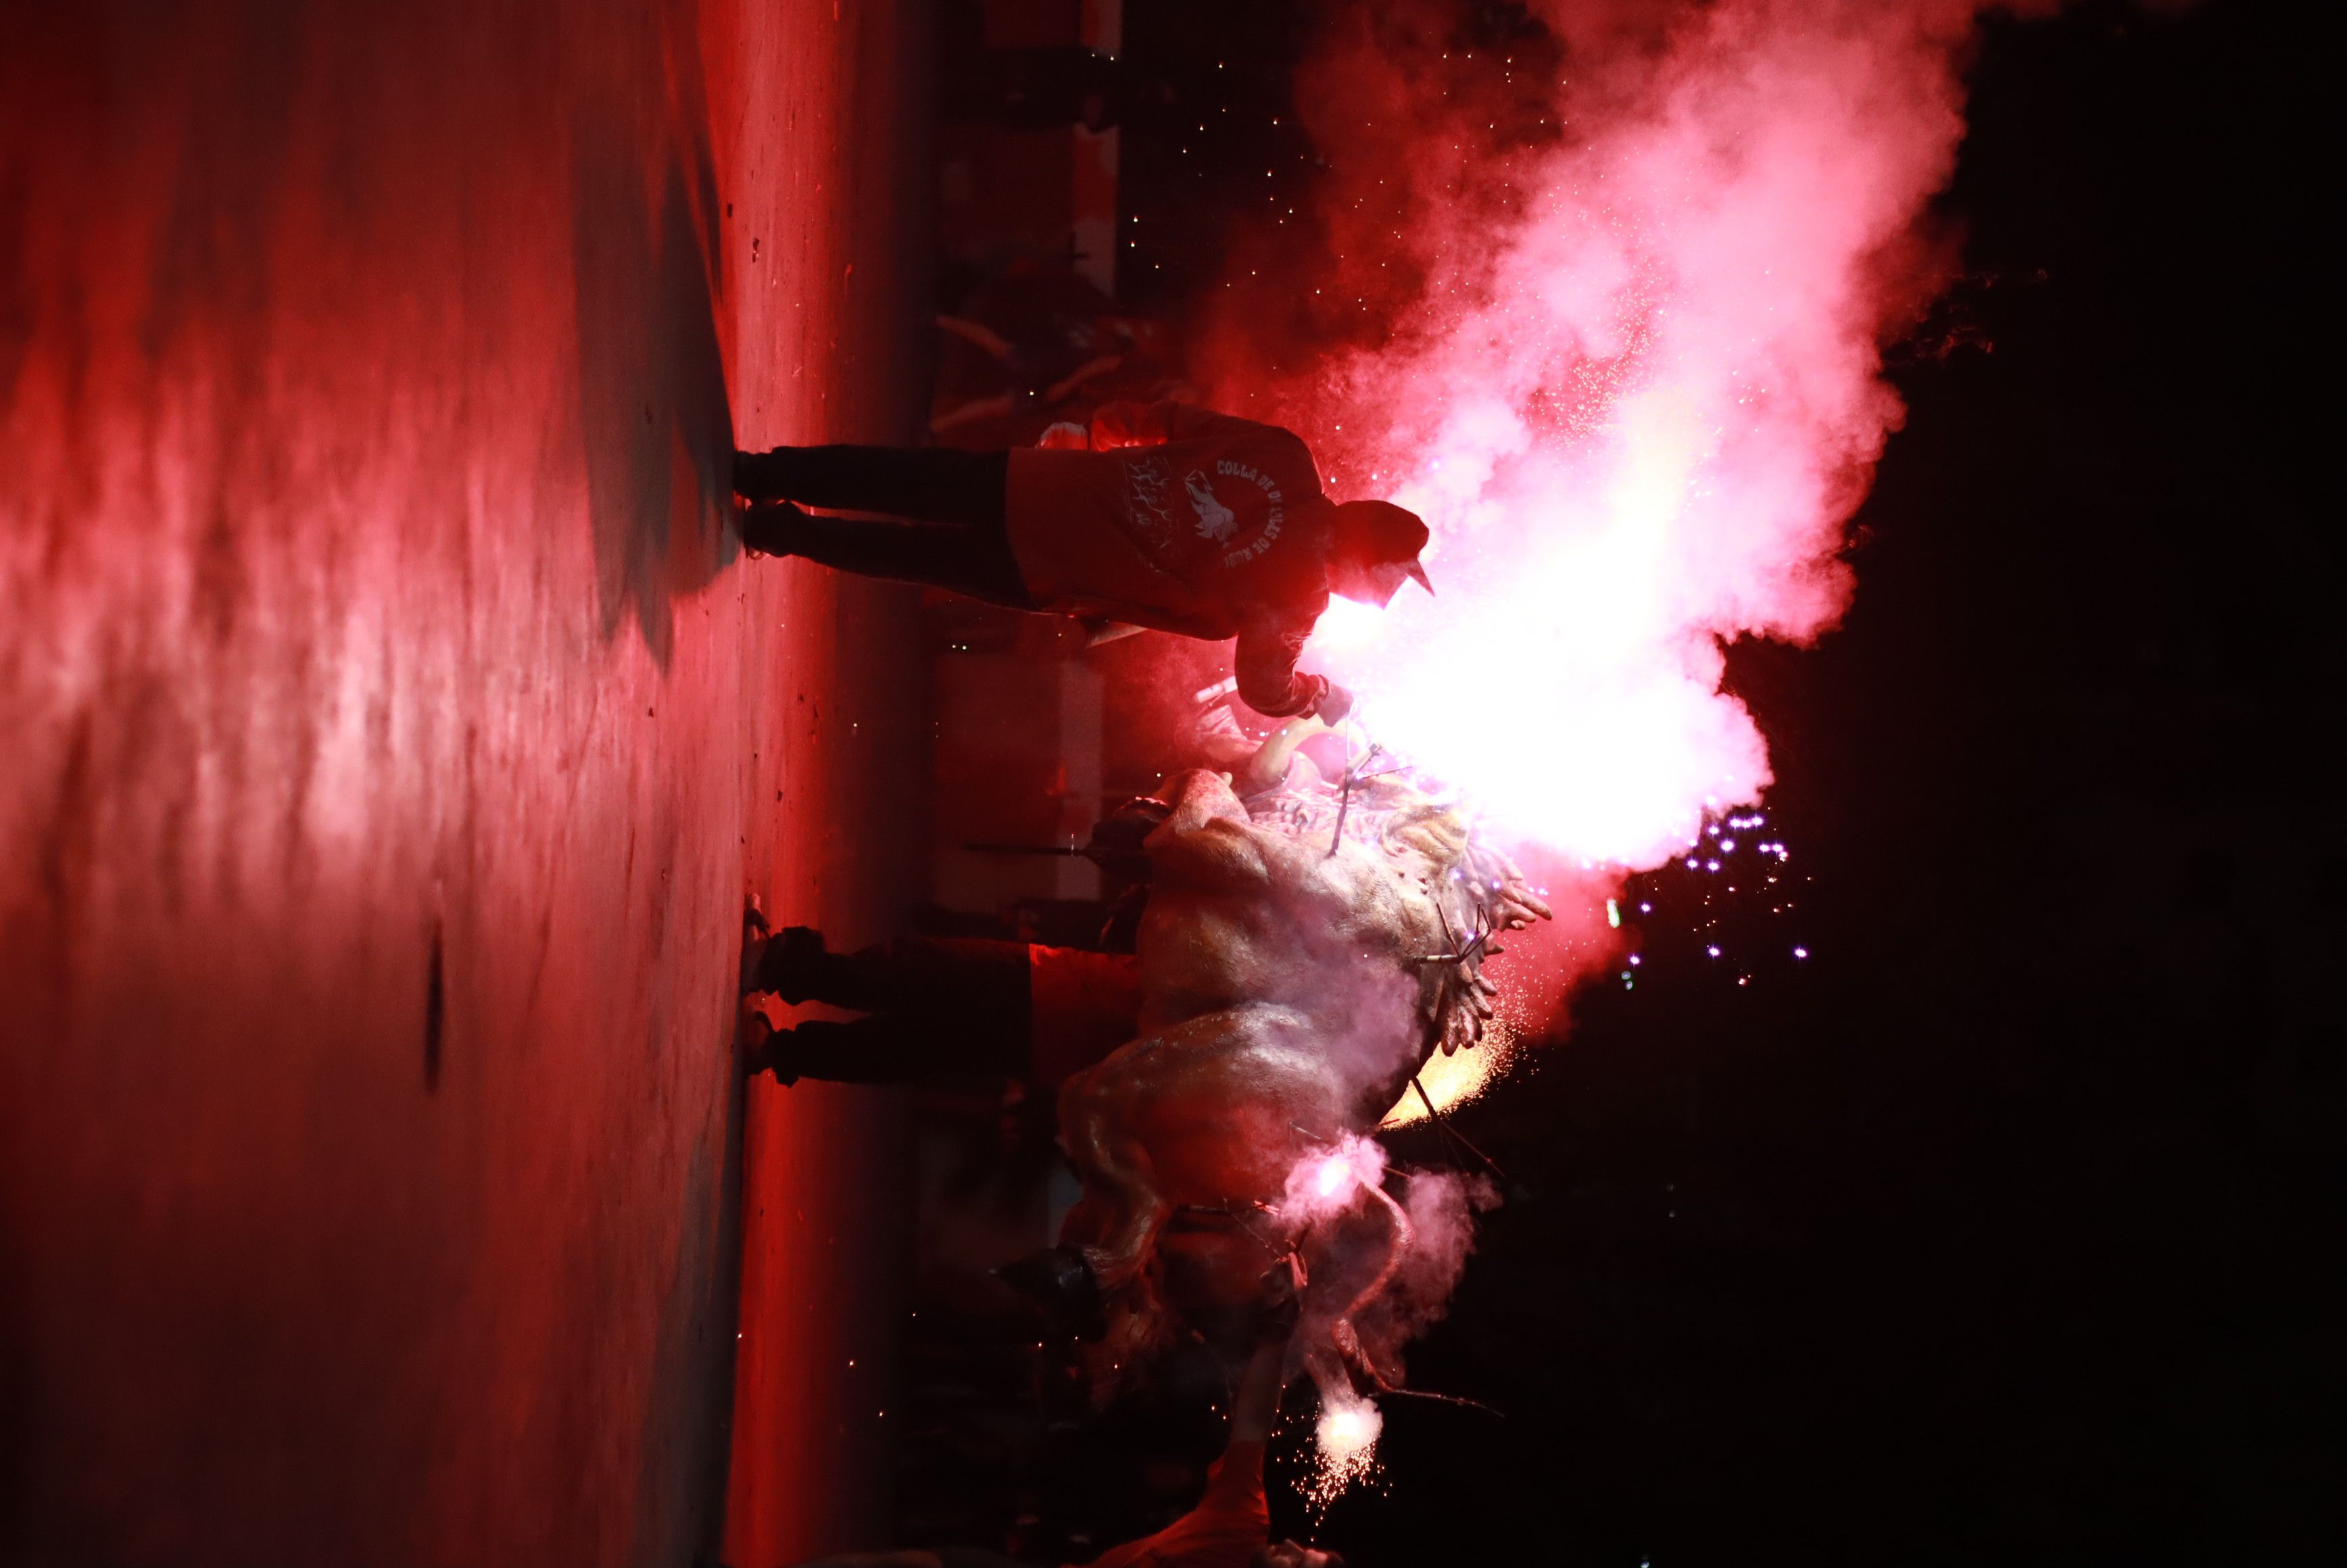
[1277, 1134, 1387, 1227]
[1317, 1398, 1380, 1458]
[1322, 417, 1774, 866]
[1308, 1389, 1384, 1511]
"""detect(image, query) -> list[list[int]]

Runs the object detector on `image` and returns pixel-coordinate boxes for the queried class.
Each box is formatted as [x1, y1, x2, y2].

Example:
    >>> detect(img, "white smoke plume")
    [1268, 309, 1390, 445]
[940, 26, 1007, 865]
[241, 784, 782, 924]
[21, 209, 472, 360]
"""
[1201, 0, 2035, 868]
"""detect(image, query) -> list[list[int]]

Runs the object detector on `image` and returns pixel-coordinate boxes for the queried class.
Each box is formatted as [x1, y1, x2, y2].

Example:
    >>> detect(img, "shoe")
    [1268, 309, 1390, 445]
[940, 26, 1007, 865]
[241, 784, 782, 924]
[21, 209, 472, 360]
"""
[739, 501, 809, 560]
[751, 925, 832, 1004]
[765, 1031, 801, 1086]
[733, 447, 798, 501]
[737, 988, 801, 1085]
[744, 1025, 801, 1086]
[740, 899, 771, 992]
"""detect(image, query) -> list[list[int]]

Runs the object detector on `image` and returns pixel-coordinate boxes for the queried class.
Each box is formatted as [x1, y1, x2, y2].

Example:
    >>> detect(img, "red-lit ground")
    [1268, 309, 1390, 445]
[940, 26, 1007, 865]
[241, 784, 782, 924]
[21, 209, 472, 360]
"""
[1, 5, 931, 1565]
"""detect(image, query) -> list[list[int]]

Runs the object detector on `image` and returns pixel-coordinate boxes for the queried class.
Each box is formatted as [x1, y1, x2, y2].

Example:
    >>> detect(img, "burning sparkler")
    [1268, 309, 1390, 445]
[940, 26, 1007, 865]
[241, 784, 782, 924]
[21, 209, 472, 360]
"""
[1306, 1387, 1385, 1517]
[1277, 1134, 1387, 1227]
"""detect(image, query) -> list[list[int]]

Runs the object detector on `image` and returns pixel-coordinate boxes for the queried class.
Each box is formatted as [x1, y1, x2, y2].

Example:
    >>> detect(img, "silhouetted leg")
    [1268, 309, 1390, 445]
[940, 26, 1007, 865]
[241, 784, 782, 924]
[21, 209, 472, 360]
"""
[734, 446, 1007, 525]
[763, 1014, 1029, 1085]
[749, 933, 1033, 1083]
[739, 502, 1032, 608]
[754, 929, 1031, 1020]
[760, 1016, 939, 1084]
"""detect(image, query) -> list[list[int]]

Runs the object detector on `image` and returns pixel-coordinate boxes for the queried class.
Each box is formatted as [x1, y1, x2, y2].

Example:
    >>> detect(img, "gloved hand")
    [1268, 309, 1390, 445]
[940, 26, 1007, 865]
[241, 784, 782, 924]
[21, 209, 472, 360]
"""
[1253, 1261, 1303, 1344]
[1313, 682, 1355, 725]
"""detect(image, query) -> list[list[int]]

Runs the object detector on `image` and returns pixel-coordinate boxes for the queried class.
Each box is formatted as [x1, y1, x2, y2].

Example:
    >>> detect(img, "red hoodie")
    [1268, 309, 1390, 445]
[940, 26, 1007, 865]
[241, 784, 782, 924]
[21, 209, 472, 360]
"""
[1004, 401, 1336, 717]
[1075, 1440, 1269, 1568]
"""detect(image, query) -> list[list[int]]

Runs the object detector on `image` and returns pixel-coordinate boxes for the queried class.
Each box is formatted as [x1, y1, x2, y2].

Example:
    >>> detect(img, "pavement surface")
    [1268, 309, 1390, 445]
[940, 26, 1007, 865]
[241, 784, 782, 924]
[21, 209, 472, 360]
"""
[1, 3, 933, 1564]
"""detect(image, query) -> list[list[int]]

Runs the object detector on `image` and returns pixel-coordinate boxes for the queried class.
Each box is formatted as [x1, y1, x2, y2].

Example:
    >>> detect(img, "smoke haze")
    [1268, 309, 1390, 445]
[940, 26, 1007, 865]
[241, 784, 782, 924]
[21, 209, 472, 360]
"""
[1198, 0, 2023, 869]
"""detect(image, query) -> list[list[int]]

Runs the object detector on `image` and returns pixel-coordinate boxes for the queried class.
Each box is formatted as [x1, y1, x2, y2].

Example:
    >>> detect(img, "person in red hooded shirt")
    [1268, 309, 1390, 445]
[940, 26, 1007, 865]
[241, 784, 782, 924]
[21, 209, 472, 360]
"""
[733, 402, 1430, 720]
[784, 1279, 1341, 1568]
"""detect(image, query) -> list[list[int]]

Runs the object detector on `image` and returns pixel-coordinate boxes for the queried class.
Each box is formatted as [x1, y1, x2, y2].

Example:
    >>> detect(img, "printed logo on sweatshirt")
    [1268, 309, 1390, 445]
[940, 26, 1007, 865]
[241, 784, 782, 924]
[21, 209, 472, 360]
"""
[1213, 459, 1286, 566]
[1124, 454, 1178, 554]
[1184, 470, 1238, 541]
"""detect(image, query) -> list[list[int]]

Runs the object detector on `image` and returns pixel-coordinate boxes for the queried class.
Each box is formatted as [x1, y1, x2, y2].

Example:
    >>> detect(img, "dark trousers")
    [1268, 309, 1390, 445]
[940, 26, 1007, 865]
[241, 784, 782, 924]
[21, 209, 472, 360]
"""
[767, 935, 1033, 1083]
[738, 445, 1032, 608]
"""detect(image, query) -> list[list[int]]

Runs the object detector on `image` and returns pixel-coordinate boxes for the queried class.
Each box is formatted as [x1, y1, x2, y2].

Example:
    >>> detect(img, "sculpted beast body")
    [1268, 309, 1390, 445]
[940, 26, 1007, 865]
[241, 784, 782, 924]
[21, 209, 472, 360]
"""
[1052, 734, 1549, 1398]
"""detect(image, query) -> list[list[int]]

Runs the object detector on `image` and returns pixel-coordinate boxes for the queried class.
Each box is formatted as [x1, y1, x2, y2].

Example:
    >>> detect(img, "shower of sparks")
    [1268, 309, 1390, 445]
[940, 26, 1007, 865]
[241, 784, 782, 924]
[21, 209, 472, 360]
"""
[1307, 1390, 1385, 1517]
[1605, 808, 1810, 991]
[1379, 1017, 1518, 1129]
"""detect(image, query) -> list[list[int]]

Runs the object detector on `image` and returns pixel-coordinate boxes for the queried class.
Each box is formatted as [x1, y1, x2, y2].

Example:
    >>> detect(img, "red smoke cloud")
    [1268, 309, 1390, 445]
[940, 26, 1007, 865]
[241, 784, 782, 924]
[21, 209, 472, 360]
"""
[1198, 1, 2023, 874]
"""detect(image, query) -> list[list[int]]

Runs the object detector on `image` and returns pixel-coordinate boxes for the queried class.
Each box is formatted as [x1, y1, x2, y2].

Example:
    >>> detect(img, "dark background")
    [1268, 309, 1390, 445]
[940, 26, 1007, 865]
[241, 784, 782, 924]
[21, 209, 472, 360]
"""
[1121, 1, 2342, 1563]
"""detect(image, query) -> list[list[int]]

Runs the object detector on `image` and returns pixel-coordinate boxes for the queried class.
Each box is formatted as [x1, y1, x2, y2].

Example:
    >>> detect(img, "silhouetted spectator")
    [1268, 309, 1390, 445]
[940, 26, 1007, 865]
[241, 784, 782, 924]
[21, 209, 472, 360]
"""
[785, 1283, 1340, 1568]
[735, 403, 1430, 720]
